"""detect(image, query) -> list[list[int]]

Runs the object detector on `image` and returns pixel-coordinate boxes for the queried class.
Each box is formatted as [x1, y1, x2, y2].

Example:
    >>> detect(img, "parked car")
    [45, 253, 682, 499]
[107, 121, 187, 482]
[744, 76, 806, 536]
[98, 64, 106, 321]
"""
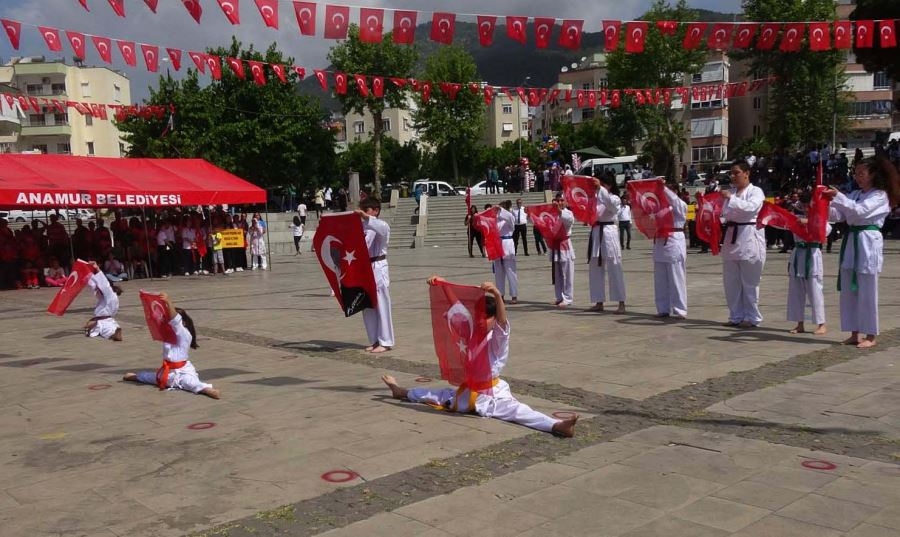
[412, 180, 459, 197]
[460, 180, 505, 196]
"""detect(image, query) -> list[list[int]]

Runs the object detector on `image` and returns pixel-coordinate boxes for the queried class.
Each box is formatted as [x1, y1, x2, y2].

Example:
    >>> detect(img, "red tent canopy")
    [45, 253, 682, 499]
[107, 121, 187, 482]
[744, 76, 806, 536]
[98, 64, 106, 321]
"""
[0, 154, 266, 208]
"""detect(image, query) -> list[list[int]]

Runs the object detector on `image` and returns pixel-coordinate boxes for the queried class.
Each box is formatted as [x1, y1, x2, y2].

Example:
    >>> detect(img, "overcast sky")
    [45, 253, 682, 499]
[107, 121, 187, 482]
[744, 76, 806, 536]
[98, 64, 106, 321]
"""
[0, 0, 743, 101]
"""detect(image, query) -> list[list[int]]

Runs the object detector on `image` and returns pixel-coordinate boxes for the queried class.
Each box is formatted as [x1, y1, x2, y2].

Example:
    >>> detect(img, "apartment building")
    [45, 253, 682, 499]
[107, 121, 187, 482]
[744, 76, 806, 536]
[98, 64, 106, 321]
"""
[482, 92, 529, 148]
[532, 53, 610, 140]
[0, 82, 22, 142]
[683, 51, 730, 166]
[0, 56, 131, 156]
[341, 95, 420, 150]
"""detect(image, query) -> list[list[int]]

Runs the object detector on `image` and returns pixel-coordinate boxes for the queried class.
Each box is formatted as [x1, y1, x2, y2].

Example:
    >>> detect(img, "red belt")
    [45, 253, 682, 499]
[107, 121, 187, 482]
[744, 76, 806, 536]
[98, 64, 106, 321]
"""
[156, 360, 187, 390]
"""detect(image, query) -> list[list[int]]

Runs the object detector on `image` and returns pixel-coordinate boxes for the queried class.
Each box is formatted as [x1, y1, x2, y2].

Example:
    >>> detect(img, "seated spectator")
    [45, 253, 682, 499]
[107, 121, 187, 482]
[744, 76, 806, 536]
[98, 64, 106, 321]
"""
[103, 252, 129, 282]
[44, 257, 67, 287]
[20, 260, 40, 289]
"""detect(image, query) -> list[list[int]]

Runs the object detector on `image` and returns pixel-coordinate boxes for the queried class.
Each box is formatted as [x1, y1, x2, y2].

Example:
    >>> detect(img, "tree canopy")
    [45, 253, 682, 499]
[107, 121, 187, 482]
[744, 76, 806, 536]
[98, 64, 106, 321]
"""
[850, 0, 900, 80]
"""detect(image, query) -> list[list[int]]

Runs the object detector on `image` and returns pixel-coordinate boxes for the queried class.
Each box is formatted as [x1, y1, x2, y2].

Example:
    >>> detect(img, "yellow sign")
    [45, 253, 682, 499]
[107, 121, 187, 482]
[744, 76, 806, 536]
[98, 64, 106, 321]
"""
[219, 229, 246, 248]
[687, 204, 696, 221]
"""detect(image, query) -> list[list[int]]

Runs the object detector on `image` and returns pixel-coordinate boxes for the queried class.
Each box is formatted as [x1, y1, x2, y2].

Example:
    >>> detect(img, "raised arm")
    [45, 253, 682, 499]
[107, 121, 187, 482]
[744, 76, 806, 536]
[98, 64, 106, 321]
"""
[480, 281, 507, 326]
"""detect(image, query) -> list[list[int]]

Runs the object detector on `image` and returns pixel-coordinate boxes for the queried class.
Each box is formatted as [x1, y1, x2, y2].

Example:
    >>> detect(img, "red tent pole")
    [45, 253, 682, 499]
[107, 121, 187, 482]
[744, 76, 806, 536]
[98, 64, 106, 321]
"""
[141, 206, 153, 280]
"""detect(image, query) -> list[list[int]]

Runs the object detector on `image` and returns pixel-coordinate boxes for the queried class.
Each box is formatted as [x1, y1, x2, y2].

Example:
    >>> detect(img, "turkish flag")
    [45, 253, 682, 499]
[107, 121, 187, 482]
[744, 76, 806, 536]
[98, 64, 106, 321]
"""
[880, 19, 897, 48]
[324, 4, 350, 39]
[779, 23, 805, 52]
[294, 1, 315, 36]
[834, 20, 852, 49]
[440, 82, 461, 100]
[372, 76, 384, 97]
[78, 0, 89, 11]
[602, 20, 621, 50]
[534, 18, 555, 49]
[808, 22, 831, 51]
[47, 260, 93, 316]
[806, 185, 831, 243]
[732, 23, 758, 48]
[2, 19, 21, 50]
[181, 0, 203, 23]
[248, 61, 266, 85]
[39, 27, 63, 52]
[216, 0, 240, 24]
[206, 55, 222, 80]
[506, 16, 527, 45]
[272, 63, 286, 82]
[483, 86, 494, 105]
[117, 40, 137, 67]
[421, 81, 432, 103]
[477, 15, 497, 46]
[856, 20, 874, 48]
[559, 20, 583, 50]
[465, 187, 471, 213]
[166, 48, 182, 70]
[144, 0, 159, 13]
[627, 179, 676, 240]
[139, 291, 178, 344]
[683, 22, 707, 50]
[708, 23, 733, 50]
[755, 23, 780, 50]
[226, 57, 245, 79]
[431, 12, 455, 44]
[429, 281, 493, 395]
[473, 208, 503, 260]
[189, 51, 207, 73]
[359, 7, 384, 43]
[314, 69, 327, 90]
[141, 44, 160, 72]
[334, 72, 348, 94]
[562, 175, 598, 225]
[354, 74, 369, 97]
[293, 66, 306, 79]
[625, 21, 648, 53]
[107, 0, 125, 17]
[656, 20, 678, 36]
[526, 203, 568, 249]
[255, 0, 279, 28]
[312, 212, 378, 317]
[393, 10, 417, 44]
[66, 31, 87, 60]
[695, 192, 724, 255]
[757, 201, 809, 240]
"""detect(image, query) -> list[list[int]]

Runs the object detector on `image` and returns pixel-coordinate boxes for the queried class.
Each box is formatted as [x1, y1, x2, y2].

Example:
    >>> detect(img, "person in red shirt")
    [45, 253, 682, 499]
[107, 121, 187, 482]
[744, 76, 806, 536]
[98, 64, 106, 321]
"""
[0, 219, 18, 289]
[46, 213, 71, 268]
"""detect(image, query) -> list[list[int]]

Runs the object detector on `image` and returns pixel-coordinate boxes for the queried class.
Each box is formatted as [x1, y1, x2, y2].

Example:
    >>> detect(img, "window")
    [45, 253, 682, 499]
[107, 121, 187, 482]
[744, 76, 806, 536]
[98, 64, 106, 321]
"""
[403, 118, 411, 131]
[26, 83, 43, 94]
[0, 142, 13, 153]
[27, 114, 45, 126]
[691, 145, 727, 162]
[382, 118, 391, 132]
[599, 78, 608, 88]
[57, 143, 71, 154]
[752, 124, 761, 136]
[690, 99, 723, 110]
[691, 118, 723, 138]
[582, 82, 591, 90]
[691, 73, 703, 83]
[753, 96, 762, 110]
[873, 71, 890, 90]
[51, 83, 66, 95]
[353, 121, 365, 134]
[848, 100, 893, 117]
[53, 113, 67, 126]
[113, 84, 121, 102]
[86, 142, 95, 155]
[119, 142, 126, 156]
[85, 115, 93, 126]
[581, 108, 595, 120]
[80, 81, 91, 97]
[502, 104, 513, 114]
[501, 122, 514, 132]
[521, 121, 528, 135]
[33, 144, 48, 154]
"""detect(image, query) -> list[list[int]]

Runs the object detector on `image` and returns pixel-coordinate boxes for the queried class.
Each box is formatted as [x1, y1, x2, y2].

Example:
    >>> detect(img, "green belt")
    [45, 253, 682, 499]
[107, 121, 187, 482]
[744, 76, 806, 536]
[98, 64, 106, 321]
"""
[791, 242, 821, 279]
[837, 225, 881, 292]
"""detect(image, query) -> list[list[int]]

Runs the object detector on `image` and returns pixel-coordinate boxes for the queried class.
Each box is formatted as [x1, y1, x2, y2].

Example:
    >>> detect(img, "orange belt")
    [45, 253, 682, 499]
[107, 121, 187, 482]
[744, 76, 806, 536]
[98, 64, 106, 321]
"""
[156, 360, 187, 390]
[449, 378, 499, 413]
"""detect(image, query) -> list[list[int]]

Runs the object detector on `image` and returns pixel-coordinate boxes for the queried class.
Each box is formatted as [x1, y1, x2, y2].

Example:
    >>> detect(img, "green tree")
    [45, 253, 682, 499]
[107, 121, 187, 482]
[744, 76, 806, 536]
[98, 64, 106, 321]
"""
[552, 118, 621, 160]
[328, 26, 418, 199]
[117, 38, 336, 191]
[850, 0, 900, 79]
[606, 0, 707, 179]
[338, 138, 422, 186]
[412, 46, 485, 183]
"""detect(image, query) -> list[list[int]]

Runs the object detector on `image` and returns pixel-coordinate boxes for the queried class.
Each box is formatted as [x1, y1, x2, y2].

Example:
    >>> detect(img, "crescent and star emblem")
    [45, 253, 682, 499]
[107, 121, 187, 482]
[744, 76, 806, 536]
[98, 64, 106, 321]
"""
[332, 13, 344, 28]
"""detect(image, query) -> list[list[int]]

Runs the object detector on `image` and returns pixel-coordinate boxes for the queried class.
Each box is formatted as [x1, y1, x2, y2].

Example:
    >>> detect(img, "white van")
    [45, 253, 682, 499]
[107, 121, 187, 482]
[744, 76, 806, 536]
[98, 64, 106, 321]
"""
[576, 155, 640, 185]
[888, 131, 900, 143]
[413, 179, 460, 197]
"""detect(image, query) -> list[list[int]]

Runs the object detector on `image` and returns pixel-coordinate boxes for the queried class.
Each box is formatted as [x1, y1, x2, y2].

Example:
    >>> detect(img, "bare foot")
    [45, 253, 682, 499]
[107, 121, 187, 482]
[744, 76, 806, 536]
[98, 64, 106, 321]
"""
[553, 299, 563, 305]
[552, 414, 578, 438]
[614, 304, 626, 315]
[655, 313, 670, 318]
[857, 339, 877, 349]
[813, 325, 827, 335]
[365, 343, 377, 352]
[738, 321, 756, 328]
[510, 297, 518, 304]
[122, 372, 137, 382]
[200, 387, 221, 399]
[789, 324, 805, 334]
[722, 321, 740, 327]
[556, 302, 571, 309]
[588, 303, 604, 312]
[842, 336, 859, 345]
[370, 345, 391, 354]
[381, 375, 408, 400]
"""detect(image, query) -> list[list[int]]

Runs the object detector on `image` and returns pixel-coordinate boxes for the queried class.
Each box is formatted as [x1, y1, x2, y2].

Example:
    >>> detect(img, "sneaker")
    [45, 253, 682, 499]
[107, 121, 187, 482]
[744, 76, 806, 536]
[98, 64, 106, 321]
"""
[250, 266, 257, 270]
[184, 272, 190, 276]
[192, 271, 199, 276]
[201, 270, 209, 275]
[224, 269, 234, 274]
[236, 267, 244, 272]
[161, 275, 169, 279]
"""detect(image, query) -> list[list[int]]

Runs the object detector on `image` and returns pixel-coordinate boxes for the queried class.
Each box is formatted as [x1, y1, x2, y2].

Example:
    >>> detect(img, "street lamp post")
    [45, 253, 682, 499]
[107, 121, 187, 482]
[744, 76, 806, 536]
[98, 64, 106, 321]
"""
[518, 76, 531, 159]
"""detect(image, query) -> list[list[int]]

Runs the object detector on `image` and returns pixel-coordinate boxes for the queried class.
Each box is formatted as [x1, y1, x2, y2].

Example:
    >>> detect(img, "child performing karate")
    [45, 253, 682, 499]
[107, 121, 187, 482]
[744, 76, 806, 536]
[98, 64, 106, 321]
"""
[84, 261, 123, 342]
[381, 276, 577, 437]
[123, 292, 220, 399]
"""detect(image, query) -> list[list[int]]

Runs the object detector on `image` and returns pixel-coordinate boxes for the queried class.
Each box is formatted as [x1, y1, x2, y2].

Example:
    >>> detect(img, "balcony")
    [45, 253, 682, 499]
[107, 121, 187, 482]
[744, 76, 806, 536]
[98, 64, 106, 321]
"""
[20, 118, 71, 137]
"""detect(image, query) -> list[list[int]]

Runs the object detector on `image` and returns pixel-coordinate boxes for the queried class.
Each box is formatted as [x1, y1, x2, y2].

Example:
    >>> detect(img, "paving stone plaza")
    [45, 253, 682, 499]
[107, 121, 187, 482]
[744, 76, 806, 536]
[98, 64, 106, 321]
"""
[1, 237, 899, 537]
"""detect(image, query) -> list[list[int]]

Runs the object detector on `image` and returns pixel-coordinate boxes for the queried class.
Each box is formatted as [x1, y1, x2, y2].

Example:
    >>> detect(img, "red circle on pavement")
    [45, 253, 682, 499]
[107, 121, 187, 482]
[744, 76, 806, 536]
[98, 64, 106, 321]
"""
[321, 470, 359, 483]
[552, 411, 577, 419]
[88, 384, 112, 390]
[187, 422, 216, 430]
[801, 459, 837, 471]
[415, 377, 433, 383]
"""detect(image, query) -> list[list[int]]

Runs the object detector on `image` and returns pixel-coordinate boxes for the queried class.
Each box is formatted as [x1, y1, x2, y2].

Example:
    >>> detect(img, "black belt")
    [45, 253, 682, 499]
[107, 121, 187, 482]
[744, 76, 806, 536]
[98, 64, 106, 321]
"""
[370, 255, 386, 262]
[587, 222, 614, 266]
[654, 228, 684, 244]
[725, 222, 755, 244]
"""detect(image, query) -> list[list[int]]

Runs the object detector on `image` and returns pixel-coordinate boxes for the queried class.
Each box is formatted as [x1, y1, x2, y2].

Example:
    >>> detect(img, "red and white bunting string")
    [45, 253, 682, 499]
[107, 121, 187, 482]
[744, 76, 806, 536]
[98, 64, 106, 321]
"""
[65, 1, 898, 52]
[1, 91, 171, 122]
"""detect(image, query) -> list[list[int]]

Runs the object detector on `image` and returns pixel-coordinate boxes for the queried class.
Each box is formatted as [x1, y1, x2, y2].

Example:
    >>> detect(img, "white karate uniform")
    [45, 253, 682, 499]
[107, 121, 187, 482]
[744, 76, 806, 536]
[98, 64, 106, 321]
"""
[552, 208, 576, 305]
[588, 189, 625, 303]
[721, 184, 766, 325]
[492, 209, 519, 298]
[786, 224, 831, 325]
[249, 221, 267, 269]
[135, 314, 212, 394]
[829, 189, 889, 335]
[362, 216, 395, 347]
[407, 319, 558, 432]
[653, 188, 688, 317]
[86, 271, 120, 339]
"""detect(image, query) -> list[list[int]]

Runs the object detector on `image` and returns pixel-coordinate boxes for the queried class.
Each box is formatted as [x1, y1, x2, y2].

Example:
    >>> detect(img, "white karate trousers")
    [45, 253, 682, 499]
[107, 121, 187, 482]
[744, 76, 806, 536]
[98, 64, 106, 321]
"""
[839, 270, 879, 335]
[654, 260, 687, 317]
[135, 362, 212, 394]
[786, 275, 826, 325]
[363, 260, 395, 347]
[492, 256, 519, 298]
[554, 258, 575, 304]
[722, 259, 764, 325]
[588, 259, 626, 303]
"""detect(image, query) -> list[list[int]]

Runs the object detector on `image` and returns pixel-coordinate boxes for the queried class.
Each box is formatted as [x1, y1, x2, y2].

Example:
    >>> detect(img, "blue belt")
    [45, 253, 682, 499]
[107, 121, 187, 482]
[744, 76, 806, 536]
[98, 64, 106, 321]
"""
[500, 235, 513, 239]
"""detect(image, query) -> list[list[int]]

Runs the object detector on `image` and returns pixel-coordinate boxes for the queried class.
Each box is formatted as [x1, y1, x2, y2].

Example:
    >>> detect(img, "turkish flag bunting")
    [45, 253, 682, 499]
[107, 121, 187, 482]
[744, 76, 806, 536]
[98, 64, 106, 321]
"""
[473, 208, 503, 260]
[91, 36, 112, 63]
[477, 15, 497, 46]
[117, 40, 137, 67]
[602, 20, 621, 50]
[808, 22, 831, 51]
[779, 23, 805, 52]
[2, 19, 21, 50]
[182, 0, 203, 23]
[576, 90, 586, 108]
[880, 19, 897, 48]
[559, 20, 583, 49]
[468, 82, 479, 94]
[421, 81, 432, 102]
[483, 86, 494, 105]
[255, 0, 279, 28]
[372, 76, 384, 97]
[271, 63, 286, 82]
[39, 27, 63, 52]
[526, 204, 568, 249]
[428, 281, 493, 395]
[144, 0, 159, 13]
[534, 18, 555, 49]
[141, 44, 160, 72]
[708, 23, 733, 50]
[392, 10, 417, 44]
[359, 7, 384, 43]
[855, 20, 874, 48]
[440, 82, 461, 100]
[226, 57, 245, 79]
[324, 4, 350, 39]
[47, 260, 93, 316]
[332, 72, 346, 94]
[66, 31, 87, 60]
[625, 21, 649, 53]
[732, 23, 758, 48]
[312, 212, 378, 317]
[78, 0, 89, 11]
[139, 291, 178, 343]
[516, 86, 526, 104]
[527, 88, 540, 106]
[834, 20, 852, 49]
[806, 185, 831, 243]
[247, 61, 266, 84]
[217, 0, 240, 24]
[695, 192, 724, 255]
[354, 74, 368, 97]
[107, 0, 125, 17]
[166, 48, 182, 70]
[561, 175, 598, 225]
[390, 77, 407, 88]
[757, 201, 808, 240]
[189, 51, 207, 73]
[755, 23, 780, 50]
[15, 95, 28, 112]
[683, 22, 707, 50]
[294, 1, 315, 35]
[656, 20, 678, 36]
[293, 66, 305, 79]
[431, 12, 456, 44]
[506, 16, 528, 45]
[206, 55, 222, 80]
[587, 90, 597, 108]
[548, 88, 560, 102]
[627, 179, 675, 240]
